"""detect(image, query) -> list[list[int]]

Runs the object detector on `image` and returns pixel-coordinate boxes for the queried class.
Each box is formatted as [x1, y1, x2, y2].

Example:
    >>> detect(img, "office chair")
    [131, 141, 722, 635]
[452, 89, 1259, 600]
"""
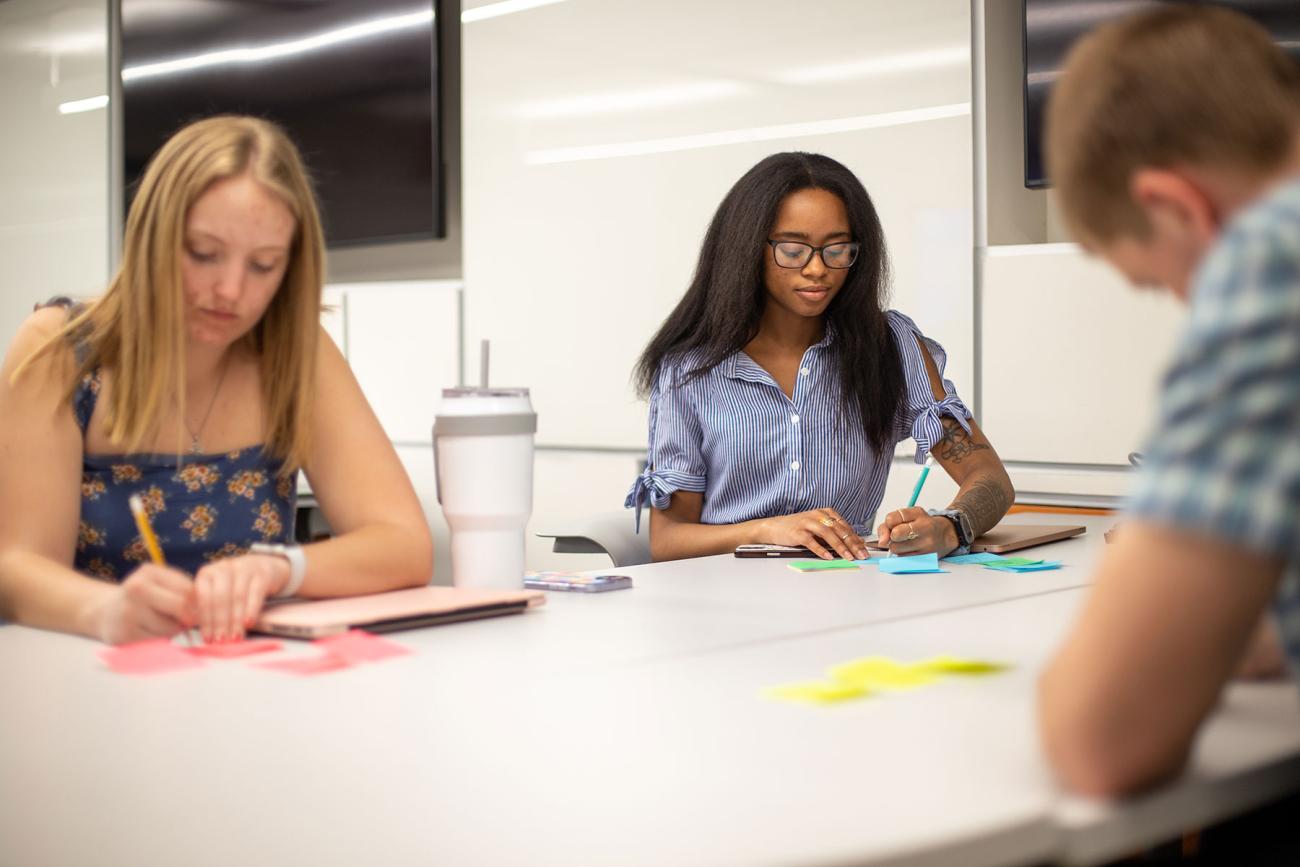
[535, 509, 651, 568]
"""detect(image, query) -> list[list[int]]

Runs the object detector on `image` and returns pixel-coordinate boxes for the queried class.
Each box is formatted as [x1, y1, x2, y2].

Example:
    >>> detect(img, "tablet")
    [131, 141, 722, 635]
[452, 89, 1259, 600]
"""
[969, 524, 1085, 553]
[254, 585, 546, 639]
[867, 523, 1085, 553]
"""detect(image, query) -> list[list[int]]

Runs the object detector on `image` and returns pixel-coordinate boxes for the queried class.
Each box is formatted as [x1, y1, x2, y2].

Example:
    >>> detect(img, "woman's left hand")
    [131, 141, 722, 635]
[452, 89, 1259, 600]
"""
[876, 507, 958, 557]
[193, 553, 290, 643]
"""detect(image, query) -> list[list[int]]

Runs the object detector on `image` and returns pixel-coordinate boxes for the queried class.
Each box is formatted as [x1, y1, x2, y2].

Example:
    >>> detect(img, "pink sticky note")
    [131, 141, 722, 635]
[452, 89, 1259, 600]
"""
[99, 639, 206, 675]
[255, 654, 353, 676]
[314, 630, 412, 664]
[185, 639, 283, 659]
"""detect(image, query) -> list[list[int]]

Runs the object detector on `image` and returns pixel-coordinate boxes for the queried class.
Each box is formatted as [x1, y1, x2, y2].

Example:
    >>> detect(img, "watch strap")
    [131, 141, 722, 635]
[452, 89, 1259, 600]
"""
[250, 543, 307, 598]
[927, 508, 973, 556]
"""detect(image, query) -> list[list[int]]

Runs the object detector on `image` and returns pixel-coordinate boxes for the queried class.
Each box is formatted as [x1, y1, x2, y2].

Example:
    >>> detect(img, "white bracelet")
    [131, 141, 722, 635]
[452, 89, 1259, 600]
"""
[249, 543, 307, 598]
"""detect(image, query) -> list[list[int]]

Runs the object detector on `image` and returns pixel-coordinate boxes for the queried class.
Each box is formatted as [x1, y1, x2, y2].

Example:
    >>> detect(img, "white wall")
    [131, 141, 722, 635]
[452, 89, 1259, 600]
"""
[463, 0, 973, 449]
[973, 0, 1184, 505]
[0, 0, 110, 342]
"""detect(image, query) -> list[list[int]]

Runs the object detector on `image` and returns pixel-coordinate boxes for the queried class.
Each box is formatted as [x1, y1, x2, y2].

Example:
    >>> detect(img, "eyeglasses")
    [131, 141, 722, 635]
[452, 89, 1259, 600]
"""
[766, 239, 860, 270]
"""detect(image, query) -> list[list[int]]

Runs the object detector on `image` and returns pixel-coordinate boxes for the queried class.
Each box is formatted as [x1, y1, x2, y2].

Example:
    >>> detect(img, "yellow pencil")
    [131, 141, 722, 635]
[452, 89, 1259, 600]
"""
[128, 494, 164, 565]
[128, 493, 191, 644]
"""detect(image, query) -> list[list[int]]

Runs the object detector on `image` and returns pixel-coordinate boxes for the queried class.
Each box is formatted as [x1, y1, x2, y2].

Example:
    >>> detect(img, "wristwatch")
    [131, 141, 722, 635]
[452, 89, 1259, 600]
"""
[249, 542, 307, 598]
[929, 508, 974, 555]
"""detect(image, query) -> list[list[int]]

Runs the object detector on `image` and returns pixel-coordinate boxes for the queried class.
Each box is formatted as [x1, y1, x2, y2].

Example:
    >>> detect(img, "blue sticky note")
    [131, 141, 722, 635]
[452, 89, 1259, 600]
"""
[942, 552, 1007, 565]
[877, 553, 948, 574]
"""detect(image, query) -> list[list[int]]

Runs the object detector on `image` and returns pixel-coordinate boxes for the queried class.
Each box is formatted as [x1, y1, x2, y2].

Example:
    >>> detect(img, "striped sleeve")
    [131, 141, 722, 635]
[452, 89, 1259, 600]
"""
[887, 310, 973, 463]
[624, 358, 709, 531]
[1127, 222, 1300, 560]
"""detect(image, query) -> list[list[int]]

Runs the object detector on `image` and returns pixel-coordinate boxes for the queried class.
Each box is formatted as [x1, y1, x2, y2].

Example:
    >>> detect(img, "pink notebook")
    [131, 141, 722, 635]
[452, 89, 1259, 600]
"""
[254, 586, 545, 639]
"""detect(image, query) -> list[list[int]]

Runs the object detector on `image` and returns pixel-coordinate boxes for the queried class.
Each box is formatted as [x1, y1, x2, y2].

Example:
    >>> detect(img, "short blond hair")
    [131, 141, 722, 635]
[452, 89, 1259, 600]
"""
[1045, 5, 1300, 242]
[18, 115, 325, 473]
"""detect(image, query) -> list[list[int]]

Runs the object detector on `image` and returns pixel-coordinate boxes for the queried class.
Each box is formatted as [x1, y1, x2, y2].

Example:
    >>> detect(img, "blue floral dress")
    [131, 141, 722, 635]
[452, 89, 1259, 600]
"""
[56, 308, 297, 580]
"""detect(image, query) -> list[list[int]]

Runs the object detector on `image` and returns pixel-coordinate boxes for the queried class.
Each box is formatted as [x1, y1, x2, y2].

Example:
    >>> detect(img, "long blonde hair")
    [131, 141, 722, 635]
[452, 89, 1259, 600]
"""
[17, 115, 325, 473]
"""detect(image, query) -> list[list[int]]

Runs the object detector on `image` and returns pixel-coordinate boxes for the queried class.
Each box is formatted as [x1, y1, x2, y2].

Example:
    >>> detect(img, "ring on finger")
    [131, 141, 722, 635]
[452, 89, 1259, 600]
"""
[901, 522, 919, 541]
[819, 516, 835, 527]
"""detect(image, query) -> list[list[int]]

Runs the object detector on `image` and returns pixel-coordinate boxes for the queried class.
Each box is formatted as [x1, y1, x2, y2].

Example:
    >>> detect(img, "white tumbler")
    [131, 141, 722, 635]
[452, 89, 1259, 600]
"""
[433, 387, 537, 589]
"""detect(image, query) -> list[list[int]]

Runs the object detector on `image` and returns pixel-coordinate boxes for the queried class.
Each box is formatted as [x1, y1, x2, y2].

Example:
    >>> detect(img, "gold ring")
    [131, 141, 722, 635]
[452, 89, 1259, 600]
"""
[901, 522, 919, 541]
[820, 517, 835, 527]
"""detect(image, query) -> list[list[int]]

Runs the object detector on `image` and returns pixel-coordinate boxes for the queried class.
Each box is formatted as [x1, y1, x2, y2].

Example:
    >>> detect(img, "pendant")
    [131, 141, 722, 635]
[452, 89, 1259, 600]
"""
[190, 435, 202, 455]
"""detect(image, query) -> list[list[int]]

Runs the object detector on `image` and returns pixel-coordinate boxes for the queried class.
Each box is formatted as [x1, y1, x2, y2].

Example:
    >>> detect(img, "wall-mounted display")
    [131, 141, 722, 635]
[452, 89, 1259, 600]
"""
[121, 0, 444, 246]
[1022, 0, 1300, 189]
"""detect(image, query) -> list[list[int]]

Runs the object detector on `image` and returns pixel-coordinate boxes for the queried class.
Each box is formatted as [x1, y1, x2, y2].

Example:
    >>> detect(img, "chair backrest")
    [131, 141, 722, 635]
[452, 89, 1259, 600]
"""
[583, 510, 651, 568]
[535, 509, 651, 568]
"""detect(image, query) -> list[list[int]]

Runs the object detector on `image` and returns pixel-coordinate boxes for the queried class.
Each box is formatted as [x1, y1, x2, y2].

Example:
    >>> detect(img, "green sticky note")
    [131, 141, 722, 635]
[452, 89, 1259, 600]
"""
[985, 557, 1041, 567]
[764, 680, 870, 704]
[787, 559, 861, 572]
[913, 655, 1011, 676]
[828, 657, 939, 690]
[984, 560, 1062, 573]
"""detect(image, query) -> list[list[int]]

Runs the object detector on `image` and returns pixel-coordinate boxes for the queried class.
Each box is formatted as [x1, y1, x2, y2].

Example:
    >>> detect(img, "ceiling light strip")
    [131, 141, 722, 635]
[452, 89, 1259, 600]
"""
[462, 0, 568, 24]
[526, 102, 971, 166]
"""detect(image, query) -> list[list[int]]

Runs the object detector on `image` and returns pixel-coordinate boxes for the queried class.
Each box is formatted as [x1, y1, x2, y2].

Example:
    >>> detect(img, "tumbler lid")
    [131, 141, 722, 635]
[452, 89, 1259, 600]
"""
[441, 386, 530, 399]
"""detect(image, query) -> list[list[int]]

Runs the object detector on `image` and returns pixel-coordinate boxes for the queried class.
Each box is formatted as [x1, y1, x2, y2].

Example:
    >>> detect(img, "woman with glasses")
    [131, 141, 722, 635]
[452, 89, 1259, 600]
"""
[626, 152, 1014, 561]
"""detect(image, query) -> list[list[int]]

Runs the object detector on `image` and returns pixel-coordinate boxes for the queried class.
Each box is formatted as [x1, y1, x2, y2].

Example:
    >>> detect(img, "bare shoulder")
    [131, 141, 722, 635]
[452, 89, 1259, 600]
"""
[10, 306, 69, 352]
[1, 307, 76, 386]
[312, 323, 352, 385]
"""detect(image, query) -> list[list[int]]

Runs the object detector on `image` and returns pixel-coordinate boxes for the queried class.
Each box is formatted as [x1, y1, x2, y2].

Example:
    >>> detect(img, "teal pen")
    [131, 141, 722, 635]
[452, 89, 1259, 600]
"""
[907, 455, 934, 508]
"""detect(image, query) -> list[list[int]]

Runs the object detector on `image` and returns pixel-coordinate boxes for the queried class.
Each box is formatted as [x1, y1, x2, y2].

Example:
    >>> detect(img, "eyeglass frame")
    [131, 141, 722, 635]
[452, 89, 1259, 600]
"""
[765, 239, 861, 270]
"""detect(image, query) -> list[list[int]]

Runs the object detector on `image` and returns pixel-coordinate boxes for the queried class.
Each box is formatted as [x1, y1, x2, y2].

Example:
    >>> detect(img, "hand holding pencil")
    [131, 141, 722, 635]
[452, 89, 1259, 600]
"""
[87, 496, 197, 646]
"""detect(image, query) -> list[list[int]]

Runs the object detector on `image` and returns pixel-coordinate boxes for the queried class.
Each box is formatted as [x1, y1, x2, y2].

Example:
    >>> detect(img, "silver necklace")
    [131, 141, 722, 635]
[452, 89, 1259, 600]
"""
[184, 356, 232, 455]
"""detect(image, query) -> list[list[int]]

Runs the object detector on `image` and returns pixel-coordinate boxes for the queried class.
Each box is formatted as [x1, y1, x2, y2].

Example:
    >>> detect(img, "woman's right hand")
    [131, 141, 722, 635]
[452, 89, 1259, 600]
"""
[755, 508, 868, 560]
[89, 564, 197, 645]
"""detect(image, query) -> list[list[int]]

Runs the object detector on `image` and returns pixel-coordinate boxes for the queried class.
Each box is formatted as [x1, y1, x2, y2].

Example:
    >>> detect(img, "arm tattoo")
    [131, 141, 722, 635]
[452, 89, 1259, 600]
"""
[933, 416, 990, 465]
[952, 477, 1013, 539]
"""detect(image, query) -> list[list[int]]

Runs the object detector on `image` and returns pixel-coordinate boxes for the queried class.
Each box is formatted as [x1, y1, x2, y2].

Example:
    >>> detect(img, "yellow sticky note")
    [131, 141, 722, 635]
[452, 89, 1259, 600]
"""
[913, 655, 1010, 676]
[763, 680, 870, 705]
[827, 657, 939, 690]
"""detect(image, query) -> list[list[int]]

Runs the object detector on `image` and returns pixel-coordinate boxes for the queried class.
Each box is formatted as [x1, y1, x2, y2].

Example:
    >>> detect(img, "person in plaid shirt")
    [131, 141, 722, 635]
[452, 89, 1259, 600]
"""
[1038, 5, 1300, 796]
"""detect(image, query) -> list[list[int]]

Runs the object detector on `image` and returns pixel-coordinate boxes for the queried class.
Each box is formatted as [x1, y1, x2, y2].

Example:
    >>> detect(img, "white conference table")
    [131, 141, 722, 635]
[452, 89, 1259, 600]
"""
[3, 515, 1298, 867]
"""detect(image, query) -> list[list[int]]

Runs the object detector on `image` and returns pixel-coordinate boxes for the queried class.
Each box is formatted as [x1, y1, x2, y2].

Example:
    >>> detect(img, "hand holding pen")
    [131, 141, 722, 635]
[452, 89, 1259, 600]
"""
[874, 455, 956, 556]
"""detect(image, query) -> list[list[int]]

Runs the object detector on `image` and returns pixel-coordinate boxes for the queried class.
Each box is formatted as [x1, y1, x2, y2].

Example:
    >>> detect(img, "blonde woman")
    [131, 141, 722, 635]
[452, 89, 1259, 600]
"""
[0, 116, 433, 645]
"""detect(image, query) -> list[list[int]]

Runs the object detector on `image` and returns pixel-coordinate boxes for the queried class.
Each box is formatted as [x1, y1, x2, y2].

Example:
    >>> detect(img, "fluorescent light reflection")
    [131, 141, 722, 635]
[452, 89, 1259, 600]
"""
[517, 81, 747, 119]
[526, 102, 971, 166]
[121, 8, 434, 82]
[774, 46, 969, 85]
[58, 94, 109, 114]
[462, 0, 569, 23]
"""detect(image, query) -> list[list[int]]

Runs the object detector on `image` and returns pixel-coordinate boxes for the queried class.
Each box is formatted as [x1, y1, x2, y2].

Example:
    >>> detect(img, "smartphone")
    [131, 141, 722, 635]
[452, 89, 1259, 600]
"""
[735, 544, 832, 559]
[523, 572, 632, 592]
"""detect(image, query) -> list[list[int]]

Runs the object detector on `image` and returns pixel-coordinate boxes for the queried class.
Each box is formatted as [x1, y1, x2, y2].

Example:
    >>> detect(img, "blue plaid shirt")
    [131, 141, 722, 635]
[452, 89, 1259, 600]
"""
[1127, 175, 1300, 673]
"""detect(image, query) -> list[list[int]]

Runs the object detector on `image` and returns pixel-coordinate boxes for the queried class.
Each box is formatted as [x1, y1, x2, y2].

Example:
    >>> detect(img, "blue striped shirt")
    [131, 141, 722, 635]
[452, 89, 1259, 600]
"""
[1125, 175, 1300, 679]
[624, 310, 972, 533]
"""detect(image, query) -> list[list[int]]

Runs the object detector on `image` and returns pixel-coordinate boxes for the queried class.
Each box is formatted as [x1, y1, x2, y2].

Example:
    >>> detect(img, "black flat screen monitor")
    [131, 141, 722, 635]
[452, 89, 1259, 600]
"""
[1023, 0, 1300, 189]
[121, 0, 442, 246]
